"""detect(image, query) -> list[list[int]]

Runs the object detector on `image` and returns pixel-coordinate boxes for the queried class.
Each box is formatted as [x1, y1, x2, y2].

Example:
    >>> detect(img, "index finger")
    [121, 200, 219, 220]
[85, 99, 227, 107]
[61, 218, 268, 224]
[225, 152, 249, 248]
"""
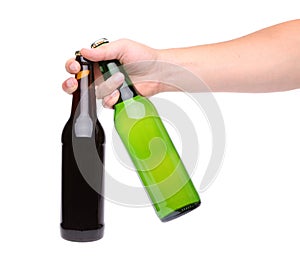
[65, 58, 81, 74]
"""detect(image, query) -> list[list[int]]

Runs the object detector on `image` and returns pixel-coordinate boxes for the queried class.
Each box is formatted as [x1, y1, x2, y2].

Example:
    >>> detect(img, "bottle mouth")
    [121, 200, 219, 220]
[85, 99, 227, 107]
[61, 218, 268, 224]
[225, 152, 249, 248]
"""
[91, 38, 109, 48]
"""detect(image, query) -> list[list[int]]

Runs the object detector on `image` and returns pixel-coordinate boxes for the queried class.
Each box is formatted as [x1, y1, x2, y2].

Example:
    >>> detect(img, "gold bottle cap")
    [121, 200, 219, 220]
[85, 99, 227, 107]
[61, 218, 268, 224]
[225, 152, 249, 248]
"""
[91, 38, 109, 48]
[75, 50, 81, 56]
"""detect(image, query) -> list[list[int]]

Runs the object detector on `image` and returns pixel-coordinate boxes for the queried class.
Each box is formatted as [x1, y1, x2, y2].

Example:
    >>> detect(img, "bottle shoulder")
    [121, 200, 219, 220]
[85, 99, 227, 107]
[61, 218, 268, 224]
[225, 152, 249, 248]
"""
[95, 120, 106, 144]
[114, 95, 158, 118]
[61, 117, 73, 142]
[62, 117, 105, 144]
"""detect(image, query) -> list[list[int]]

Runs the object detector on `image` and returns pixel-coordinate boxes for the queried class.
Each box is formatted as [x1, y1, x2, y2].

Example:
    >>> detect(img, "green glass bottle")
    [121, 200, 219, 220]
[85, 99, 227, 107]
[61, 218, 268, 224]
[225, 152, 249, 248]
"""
[92, 39, 200, 222]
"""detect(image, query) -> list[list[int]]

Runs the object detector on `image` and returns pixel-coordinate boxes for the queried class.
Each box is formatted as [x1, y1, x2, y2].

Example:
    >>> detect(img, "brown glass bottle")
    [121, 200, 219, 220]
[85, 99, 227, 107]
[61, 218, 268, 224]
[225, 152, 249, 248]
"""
[60, 51, 105, 242]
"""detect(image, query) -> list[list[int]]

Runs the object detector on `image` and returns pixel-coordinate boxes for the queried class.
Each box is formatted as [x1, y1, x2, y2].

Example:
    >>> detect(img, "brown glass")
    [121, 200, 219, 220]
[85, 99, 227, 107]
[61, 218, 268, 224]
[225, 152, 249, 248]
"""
[60, 53, 105, 242]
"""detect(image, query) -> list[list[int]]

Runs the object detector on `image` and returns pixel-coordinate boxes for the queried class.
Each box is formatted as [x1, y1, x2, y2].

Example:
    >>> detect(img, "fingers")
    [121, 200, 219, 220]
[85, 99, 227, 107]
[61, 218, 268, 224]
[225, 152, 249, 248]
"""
[63, 59, 80, 93]
[65, 58, 80, 74]
[62, 77, 78, 94]
[96, 72, 124, 108]
[96, 72, 124, 98]
[103, 90, 120, 109]
[63, 39, 129, 101]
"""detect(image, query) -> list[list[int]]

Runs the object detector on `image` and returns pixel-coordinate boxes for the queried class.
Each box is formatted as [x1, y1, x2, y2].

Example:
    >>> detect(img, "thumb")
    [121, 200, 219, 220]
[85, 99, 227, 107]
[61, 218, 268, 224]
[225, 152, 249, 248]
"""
[80, 39, 128, 62]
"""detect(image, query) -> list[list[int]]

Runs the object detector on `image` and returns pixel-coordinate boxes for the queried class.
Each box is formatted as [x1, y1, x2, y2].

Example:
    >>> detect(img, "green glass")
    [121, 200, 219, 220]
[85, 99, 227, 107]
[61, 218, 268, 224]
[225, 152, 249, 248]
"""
[114, 95, 200, 221]
[92, 38, 200, 221]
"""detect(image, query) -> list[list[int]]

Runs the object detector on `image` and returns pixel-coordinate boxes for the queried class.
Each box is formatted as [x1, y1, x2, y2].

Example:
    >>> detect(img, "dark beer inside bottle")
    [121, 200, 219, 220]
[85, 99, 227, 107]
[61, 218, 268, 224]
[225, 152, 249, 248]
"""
[61, 52, 105, 242]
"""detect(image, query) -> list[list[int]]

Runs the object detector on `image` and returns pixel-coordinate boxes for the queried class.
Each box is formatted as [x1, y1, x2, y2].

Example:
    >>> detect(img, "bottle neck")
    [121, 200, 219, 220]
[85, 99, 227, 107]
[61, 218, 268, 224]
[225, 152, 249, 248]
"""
[70, 60, 97, 120]
[98, 60, 138, 106]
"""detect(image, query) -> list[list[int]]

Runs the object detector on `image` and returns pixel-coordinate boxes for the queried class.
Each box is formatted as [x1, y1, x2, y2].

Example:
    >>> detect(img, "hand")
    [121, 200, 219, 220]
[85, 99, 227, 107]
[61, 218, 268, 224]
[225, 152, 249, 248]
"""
[62, 39, 162, 108]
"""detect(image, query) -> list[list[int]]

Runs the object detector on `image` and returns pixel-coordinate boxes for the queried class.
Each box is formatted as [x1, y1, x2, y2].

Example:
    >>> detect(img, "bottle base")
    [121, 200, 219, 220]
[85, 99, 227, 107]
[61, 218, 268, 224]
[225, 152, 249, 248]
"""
[160, 201, 201, 222]
[60, 224, 104, 242]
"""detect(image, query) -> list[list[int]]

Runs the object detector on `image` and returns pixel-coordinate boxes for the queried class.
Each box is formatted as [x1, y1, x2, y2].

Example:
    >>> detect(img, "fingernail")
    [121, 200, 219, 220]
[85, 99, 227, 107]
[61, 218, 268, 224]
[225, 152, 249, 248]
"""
[110, 90, 118, 97]
[112, 72, 124, 84]
[70, 62, 78, 72]
[66, 78, 75, 88]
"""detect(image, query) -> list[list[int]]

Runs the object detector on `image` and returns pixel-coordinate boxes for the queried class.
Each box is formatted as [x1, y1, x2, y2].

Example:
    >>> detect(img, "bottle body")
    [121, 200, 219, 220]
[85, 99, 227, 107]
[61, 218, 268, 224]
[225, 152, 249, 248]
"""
[61, 52, 105, 241]
[114, 95, 200, 221]
[61, 119, 105, 241]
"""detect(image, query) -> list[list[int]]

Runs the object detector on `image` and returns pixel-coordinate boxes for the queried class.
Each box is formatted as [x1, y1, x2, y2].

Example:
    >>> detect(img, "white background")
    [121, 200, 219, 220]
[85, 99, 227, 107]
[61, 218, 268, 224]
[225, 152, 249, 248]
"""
[1, 0, 300, 265]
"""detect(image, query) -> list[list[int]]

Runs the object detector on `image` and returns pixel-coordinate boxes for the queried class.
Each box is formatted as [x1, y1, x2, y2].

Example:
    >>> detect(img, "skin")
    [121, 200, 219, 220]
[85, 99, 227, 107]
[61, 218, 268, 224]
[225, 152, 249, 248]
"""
[62, 19, 300, 108]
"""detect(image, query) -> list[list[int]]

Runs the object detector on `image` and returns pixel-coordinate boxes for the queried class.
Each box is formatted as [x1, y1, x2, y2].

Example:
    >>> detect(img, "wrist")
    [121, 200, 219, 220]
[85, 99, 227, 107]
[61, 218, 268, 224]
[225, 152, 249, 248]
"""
[155, 48, 182, 93]
[158, 48, 179, 66]
[156, 48, 201, 93]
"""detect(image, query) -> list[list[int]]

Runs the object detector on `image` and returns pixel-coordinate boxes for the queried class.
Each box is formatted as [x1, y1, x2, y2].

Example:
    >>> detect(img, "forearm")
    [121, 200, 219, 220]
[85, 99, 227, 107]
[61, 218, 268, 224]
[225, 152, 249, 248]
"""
[159, 20, 300, 93]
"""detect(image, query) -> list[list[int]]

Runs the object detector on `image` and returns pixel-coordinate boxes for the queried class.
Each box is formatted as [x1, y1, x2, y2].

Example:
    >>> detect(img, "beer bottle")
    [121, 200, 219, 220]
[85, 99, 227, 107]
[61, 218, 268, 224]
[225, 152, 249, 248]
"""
[61, 51, 105, 241]
[91, 39, 200, 222]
